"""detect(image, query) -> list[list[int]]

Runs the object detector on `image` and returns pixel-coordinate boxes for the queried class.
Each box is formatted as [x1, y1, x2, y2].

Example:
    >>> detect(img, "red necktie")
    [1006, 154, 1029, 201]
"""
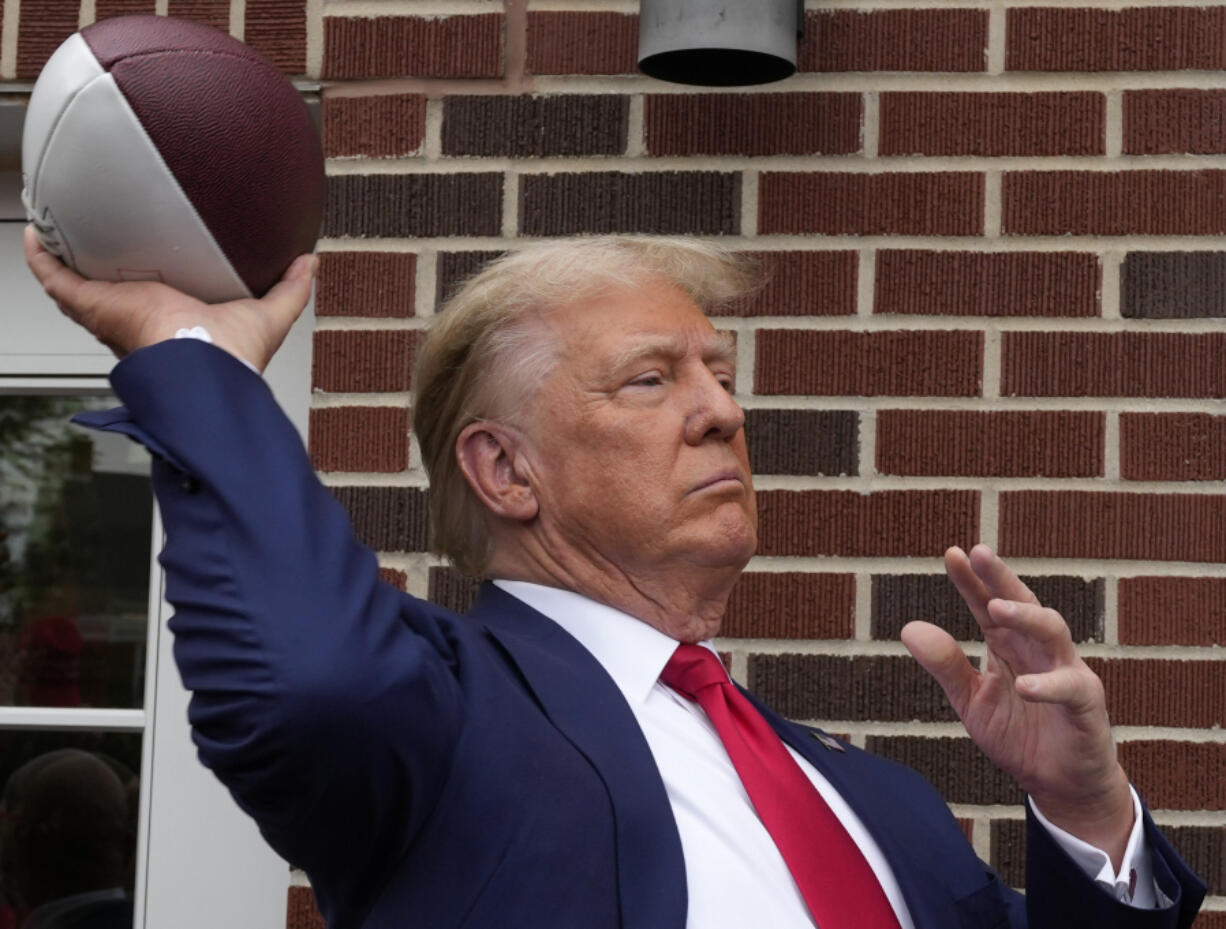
[661, 644, 901, 929]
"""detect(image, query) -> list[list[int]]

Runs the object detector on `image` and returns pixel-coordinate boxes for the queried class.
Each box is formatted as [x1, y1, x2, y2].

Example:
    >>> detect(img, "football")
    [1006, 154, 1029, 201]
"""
[21, 15, 325, 303]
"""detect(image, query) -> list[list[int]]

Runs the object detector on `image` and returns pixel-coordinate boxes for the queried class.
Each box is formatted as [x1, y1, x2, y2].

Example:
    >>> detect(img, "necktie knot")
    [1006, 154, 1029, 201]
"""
[660, 644, 728, 700]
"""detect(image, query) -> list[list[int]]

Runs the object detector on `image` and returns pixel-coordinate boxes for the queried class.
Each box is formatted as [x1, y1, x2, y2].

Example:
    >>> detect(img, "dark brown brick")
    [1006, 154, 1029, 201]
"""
[876, 251, 1098, 318]
[1125, 90, 1226, 155]
[323, 94, 426, 159]
[167, 0, 228, 31]
[645, 93, 861, 157]
[330, 486, 429, 553]
[1163, 826, 1226, 895]
[756, 490, 978, 558]
[1087, 658, 1226, 729]
[799, 9, 987, 73]
[991, 819, 1026, 889]
[323, 14, 503, 80]
[378, 567, 406, 591]
[316, 253, 416, 318]
[1121, 413, 1226, 481]
[1118, 741, 1226, 810]
[287, 886, 326, 929]
[719, 251, 857, 318]
[428, 566, 481, 614]
[1000, 492, 1226, 563]
[1002, 332, 1226, 399]
[443, 95, 627, 158]
[1122, 252, 1226, 319]
[436, 251, 503, 310]
[17, 1, 77, 79]
[750, 654, 959, 723]
[519, 172, 739, 236]
[866, 736, 1022, 805]
[880, 92, 1103, 157]
[759, 173, 984, 236]
[722, 573, 855, 640]
[745, 409, 858, 477]
[1007, 8, 1226, 72]
[312, 330, 418, 394]
[309, 407, 410, 473]
[324, 174, 503, 238]
[96, 0, 156, 19]
[245, 0, 305, 72]
[1119, 577, 1226, 647]
[872, 574, 1104, 644]
[526, 12, 637, 75]
[1003, 171, 1226, 236]
[755, 330, 982, 397]
[877, 410, 1104, 478]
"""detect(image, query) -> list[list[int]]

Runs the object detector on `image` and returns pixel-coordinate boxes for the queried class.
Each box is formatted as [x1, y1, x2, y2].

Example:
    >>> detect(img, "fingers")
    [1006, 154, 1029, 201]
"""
[901, 620, 977, 718]
[967, 544, 1040, 606]
[1015, 666, 1104, 715]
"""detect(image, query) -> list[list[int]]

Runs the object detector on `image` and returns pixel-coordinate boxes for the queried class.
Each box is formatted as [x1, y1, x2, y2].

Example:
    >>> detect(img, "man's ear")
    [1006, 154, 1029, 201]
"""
[455, 421, 539, 522]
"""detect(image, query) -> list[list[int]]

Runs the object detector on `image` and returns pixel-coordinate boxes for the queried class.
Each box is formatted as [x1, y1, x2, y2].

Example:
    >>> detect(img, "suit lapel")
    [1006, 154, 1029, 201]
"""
[470, 584, 688, 929]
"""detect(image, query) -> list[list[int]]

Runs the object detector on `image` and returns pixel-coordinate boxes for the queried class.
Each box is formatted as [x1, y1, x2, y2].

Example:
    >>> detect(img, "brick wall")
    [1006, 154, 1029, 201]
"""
[8, 0, 1225, 923]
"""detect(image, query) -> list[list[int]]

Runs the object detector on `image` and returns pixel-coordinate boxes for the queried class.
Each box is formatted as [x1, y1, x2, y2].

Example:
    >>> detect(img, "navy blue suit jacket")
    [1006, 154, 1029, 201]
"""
[78, 342, 1205, 929]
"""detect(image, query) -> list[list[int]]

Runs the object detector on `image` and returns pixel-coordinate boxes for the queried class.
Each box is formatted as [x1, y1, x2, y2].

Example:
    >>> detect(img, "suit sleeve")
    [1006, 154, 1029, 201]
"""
[77, 340, 463, 899]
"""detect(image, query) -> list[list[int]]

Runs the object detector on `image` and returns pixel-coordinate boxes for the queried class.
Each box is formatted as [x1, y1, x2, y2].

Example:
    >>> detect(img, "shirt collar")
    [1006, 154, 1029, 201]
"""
[493, 579, 693, 706]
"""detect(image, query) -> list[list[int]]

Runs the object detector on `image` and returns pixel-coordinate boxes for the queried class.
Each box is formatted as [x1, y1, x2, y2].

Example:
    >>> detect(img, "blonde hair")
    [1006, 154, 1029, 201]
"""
[412, 236, 761, 577]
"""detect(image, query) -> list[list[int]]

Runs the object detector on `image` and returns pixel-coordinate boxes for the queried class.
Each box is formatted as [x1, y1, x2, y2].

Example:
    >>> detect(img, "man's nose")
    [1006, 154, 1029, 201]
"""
[684, 370, 745, 444]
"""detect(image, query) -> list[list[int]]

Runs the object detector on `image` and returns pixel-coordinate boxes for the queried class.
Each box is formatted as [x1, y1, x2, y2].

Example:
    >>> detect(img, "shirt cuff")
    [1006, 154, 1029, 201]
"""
[1029, 787, 1163, 908]
[174, 326, 260, 374]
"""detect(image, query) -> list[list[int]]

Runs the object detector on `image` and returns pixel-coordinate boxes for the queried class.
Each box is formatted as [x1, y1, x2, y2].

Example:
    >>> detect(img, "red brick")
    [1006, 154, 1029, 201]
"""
[17, 1, 77, 79]
[167, 0, 228, 31]
[1086, 658, 1226, 728]
[720, 251, 857, 317]
[755, 330, 982, 397]
[880, 92, 1103, 157]
[96, 0, 156, 19]
[1002, 332, 1226, 399]
[316, 253, 416, 318]
[378, 567, 406, 591]
[1117, 741, 1226, 810]
[323, 94, 426, 159]
[312, 330, 418, 394]
[1125, 90, 1226, 155]
[245, 0, 304, 73]
[286, 886, 326, 929]
[799, 9, 987, 73]
[519, 172, 738, 236]
[759, 173, 984, 236]
[1007, 7, 1226, 72]
[526, 12, 637, 75]
[877, 411, 1103, 478]
[1003, 171, 1226, 236]
[721, 573, 855, 639]
[645, 93, 861, 157]
[875, 251, 1099, 317]
[1000, 491, 1226, 563]
[1121, 413, 1226, 481]
[1118, 577, 1226, 647]
[756, 490, 978, 558]
[331, 486, 429, 552]
[323, 15, 503, 80]
[309, 407, 410, 473]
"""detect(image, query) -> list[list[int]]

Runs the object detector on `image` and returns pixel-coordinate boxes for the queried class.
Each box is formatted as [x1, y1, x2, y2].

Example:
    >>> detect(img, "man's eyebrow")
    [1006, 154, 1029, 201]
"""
[607, 332, 737, 373]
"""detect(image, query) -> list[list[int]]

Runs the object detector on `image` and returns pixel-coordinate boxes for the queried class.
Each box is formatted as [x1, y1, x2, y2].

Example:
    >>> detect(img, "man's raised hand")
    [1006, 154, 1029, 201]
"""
[24, 225, 316, 373]
[901, 544, 1135, 868]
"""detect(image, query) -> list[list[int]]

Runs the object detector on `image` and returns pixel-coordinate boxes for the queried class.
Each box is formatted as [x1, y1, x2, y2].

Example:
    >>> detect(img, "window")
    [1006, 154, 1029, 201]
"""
[0, 93, 316, 928]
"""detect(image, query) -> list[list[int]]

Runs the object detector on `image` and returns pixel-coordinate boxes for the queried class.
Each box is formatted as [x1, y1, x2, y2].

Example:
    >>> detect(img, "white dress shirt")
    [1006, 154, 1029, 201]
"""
[494, 580, 1157, 926]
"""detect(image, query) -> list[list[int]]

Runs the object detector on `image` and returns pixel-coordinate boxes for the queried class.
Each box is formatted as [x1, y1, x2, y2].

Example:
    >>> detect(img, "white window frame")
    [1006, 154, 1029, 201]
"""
[1, 163, 315, 925]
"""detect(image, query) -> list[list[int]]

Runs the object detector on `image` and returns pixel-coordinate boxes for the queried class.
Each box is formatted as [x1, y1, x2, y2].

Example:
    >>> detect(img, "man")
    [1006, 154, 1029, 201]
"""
[26, 231, 1204, 929]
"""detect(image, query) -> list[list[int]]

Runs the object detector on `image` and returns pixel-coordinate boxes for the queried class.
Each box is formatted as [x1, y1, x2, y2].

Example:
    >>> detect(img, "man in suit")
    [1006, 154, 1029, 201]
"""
[27, 230, 1204, 929]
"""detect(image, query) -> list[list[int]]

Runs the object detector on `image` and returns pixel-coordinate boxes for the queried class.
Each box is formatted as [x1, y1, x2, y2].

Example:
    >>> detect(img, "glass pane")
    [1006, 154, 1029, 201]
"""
[0, 729, 140, 928]
[0, 397, 152, 710]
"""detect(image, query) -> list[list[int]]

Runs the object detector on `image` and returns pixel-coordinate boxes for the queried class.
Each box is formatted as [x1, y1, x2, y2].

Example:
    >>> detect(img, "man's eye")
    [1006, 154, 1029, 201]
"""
[629, 374, 664, 387]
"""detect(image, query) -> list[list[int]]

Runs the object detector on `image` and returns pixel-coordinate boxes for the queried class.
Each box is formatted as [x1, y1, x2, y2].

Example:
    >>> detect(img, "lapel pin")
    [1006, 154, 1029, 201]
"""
[810, 730, 845, 753]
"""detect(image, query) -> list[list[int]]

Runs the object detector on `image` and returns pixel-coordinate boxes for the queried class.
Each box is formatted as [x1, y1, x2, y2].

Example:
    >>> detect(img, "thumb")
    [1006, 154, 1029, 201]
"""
[901, 620, 977, 718]
[258, 254, 317, 329]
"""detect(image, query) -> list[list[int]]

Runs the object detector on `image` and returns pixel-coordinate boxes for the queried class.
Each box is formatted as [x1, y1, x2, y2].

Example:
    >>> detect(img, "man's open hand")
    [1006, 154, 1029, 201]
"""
[24, 226, 316, 372]
[901, 544, 1134, 867]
